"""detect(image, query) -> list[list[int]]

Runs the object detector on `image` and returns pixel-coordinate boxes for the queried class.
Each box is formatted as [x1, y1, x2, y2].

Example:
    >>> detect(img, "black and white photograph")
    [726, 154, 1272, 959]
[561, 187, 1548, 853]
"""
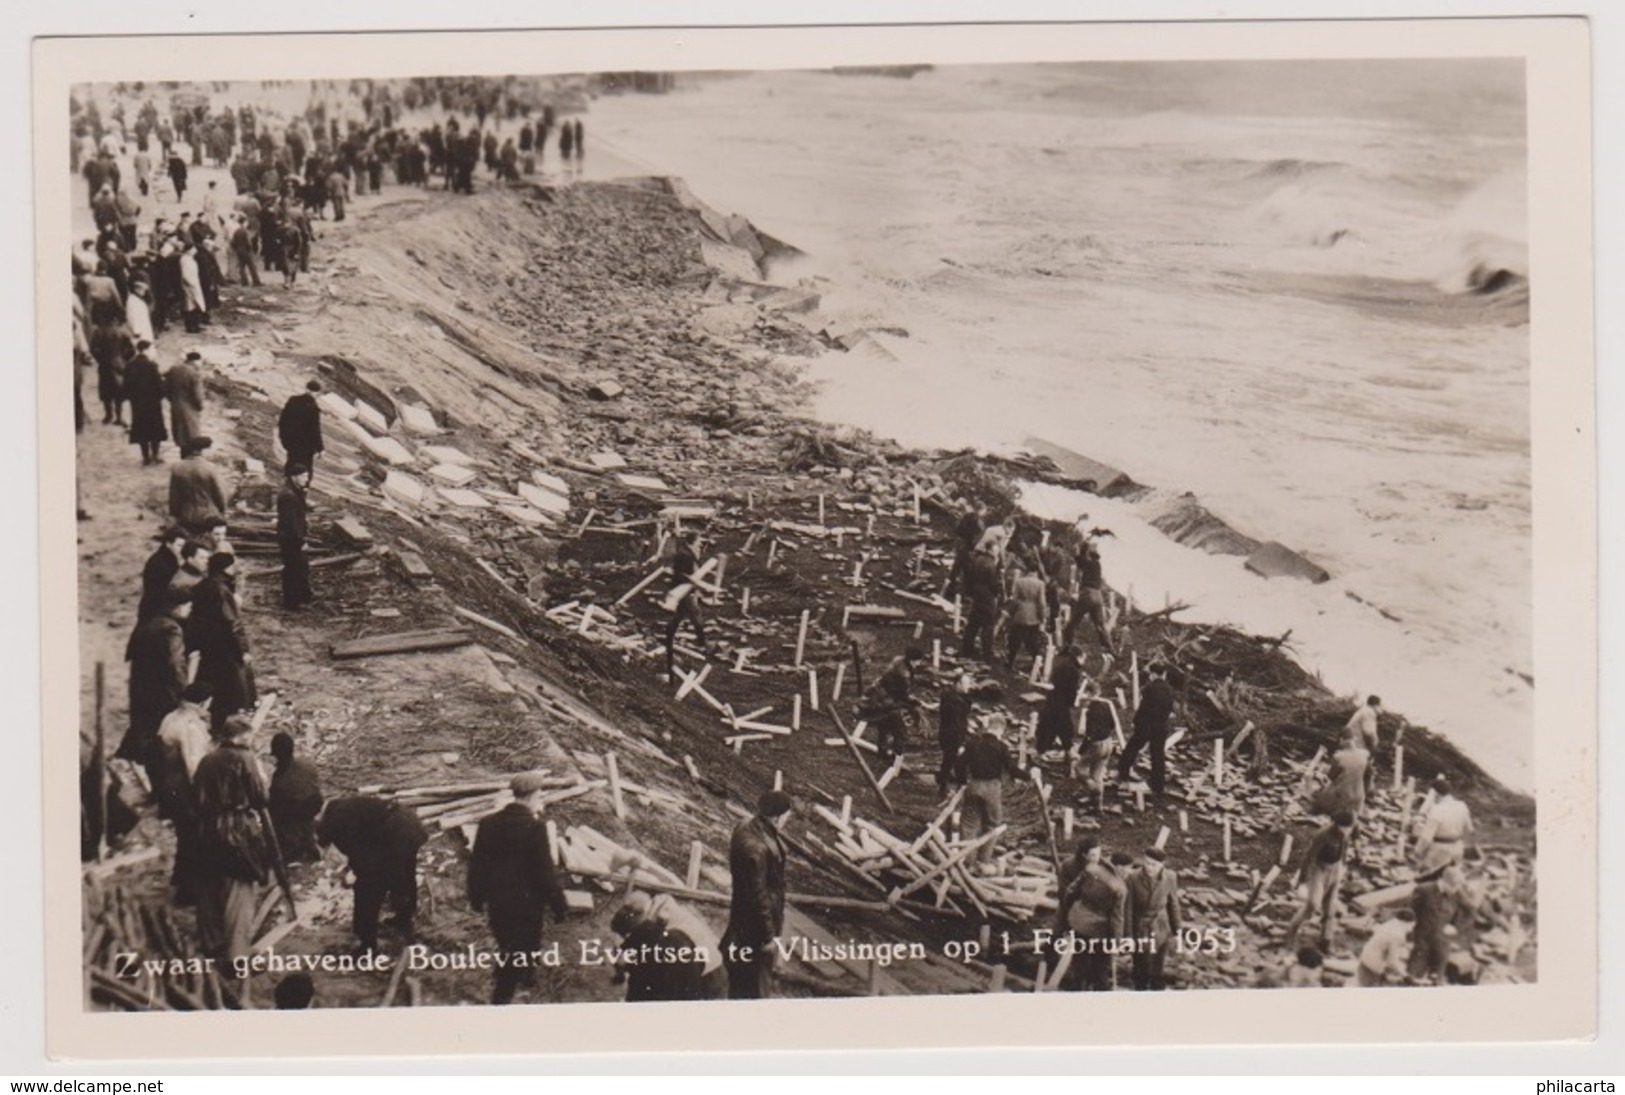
[34, 18, 1595, 1058]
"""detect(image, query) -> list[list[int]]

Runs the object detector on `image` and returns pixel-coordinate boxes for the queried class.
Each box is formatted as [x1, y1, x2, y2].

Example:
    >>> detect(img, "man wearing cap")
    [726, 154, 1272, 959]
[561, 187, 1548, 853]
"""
[137, 526, 187, 624]
[1117, 662, 1179, 804]
[154, 680, 214, 904]
[123, 339, 168, 465]
[168, 437, 228, 537]
[117, 585, 193, 789]
[1408, 864, 1477, 984]
[1055, 838, 1127, 991]
[188, 552, 256, 731]
[277, 380, 325, 476]
[192, 714, 276, 970]
[608, 893, 724, 1003]
[1413, 776, 1474, 875]
[955, 715, 1012, 869]
[1037, 644, 1083, 761]
[277, 462, 313, 610]
[317, 793, 429, 956]
[229, 213, 261, 287]
[468, 771, 570, 1004]
[1125, 846, 1183, 990]
[722, 790, 792, 999]
[164, 350, 206, 452]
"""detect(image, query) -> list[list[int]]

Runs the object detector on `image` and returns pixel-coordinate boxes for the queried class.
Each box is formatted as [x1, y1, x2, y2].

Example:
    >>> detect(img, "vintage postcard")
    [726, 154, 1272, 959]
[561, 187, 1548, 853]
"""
[35, 18, 1594, 1059]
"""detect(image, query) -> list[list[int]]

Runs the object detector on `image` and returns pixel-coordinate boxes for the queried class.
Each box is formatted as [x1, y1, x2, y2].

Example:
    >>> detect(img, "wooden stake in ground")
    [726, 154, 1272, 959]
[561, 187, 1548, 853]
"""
[1279, 833, 1294, 867]
[740, 587, 751, 617]
[791, 694, 802, 731]
[685, 842, 704, 889]
[766, 540, 779, 569]
[1154, 825, 1171, 851]
[832, 661, 847, 701]
[808, 669, 820, 711]
[604, 753, 626, 820]
[1213, 738, 1226, 788]
[92, 662, 107, 862]
[773, 769, 784, 792]
[1178, 809, 1189, 833]
[932, 639, 941, 671]
[818, 493, 826, 526]
[1130, 651, 1140, 712]
[1222, 816, 1233, 863]
[1393, 745, 1405, 790]
[795, 609, 810, 668]
[1029, 768, 1064, 877]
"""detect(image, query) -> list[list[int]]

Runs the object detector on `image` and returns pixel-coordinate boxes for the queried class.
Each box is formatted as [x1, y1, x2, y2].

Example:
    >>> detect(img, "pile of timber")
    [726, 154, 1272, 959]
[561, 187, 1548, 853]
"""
[83, 879, 221, 1011]
[369, 774, 601, 833]
[807, 787, 1057, 922]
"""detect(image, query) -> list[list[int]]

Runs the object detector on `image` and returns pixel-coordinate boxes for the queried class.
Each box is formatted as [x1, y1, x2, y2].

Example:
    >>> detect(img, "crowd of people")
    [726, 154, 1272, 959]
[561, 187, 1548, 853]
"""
[78, 78, 1493, 1010]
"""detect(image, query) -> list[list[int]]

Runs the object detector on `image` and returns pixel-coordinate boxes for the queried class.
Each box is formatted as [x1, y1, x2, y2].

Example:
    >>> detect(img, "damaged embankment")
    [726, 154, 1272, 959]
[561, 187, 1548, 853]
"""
[85, 176, 1534, 1009]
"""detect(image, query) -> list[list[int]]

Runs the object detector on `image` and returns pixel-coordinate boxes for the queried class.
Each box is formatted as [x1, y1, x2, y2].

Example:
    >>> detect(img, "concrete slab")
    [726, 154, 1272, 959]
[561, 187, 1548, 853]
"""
[381, 470, 426, 508]
[354, 399, 390, 434]
[423, 445, 476, 467]
[428, 463, 478, 487]
[364, 435, 416, 466]
[438, 487, 491, 509]
[617, 473, 670, 493]
[399, 403, 440, 435]
[532, 470, 571, 496]
[319, 392, 358, 421]
[518, 482, 571, 516]
[1245, 542, 1331, 584]
[588, 451, 628, 471]
[498, 504, 553, 527]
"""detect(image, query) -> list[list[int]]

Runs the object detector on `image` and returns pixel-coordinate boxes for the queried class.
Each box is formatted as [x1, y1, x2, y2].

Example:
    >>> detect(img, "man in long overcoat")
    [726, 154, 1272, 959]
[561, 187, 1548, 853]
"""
[164, 350, 206, 452]
[117, 585, 192, 786]
[467, 771, 569, 1004]
[721, 790, 791, 999]
[277, 380, 325, 474]
[187, 552, 255, 731]
[123, 340, 168, 465]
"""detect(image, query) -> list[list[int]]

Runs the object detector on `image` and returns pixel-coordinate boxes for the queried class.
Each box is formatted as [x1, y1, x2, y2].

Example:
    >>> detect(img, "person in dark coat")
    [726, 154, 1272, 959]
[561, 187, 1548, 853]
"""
[276, 463, 313, 610]
[558, 121, 574, 165]
[137, 526, 187, 625]
[167, 151, 189, 202]
[1055, 838, 1128, 991]
[164, 351, 206, 452]
[123, 340, 168, 464]
[317, 794, 429, 955]
[88, 321, 132, 426]
[1117, 663, 1179, 801]
[571, 119, 584, 163]
[268, 732, 324, 865]
[229, 214, 261, 286]
[609, 898, 718, 1003]
[936, 672, 974, 794]
[467, 771, 569, 1004]
[721, 790, 792, 999]
[277, 380, 325, 474]
[1036, 645, 1084, 758]
[959, 546, 1002, 661]
[117, 585, 192, 788]
[192, 715, 276, 969]
[945, 502, 985, 599]
[168, 437, 228, 537]
[187, 552, 256, 731]
[861, 647, 923, 766]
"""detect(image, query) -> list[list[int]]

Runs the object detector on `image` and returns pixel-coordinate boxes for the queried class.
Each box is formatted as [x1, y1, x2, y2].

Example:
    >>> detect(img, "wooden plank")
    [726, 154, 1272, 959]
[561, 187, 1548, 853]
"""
[331, 628, 474, 660]
[454, 605, 522, 642]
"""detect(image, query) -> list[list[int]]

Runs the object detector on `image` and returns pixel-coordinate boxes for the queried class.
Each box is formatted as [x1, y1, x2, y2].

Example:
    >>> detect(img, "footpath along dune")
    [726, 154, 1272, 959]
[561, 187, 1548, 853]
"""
[78, 170, 1536, 1010]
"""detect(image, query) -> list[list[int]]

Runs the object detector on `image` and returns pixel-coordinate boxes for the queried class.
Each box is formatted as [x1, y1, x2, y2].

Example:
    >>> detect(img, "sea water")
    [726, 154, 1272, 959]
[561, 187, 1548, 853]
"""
[588, 61, 1534, 787]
